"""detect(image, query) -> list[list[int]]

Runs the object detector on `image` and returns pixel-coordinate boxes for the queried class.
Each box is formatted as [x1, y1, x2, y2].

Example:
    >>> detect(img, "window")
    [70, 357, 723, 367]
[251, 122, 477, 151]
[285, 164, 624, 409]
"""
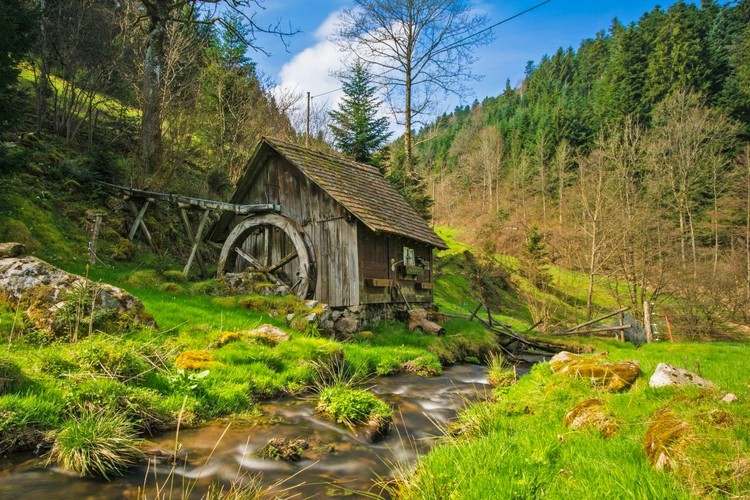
[403, 246, 416, 267]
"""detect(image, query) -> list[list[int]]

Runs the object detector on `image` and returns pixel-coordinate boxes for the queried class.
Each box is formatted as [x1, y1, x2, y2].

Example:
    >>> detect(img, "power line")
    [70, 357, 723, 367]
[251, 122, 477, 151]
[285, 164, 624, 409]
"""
[311, 87, 342, 99]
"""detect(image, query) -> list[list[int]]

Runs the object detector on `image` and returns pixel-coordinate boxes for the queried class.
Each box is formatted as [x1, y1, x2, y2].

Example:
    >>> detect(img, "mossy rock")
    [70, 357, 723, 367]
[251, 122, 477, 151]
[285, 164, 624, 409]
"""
[257, 437, 308, 462]
[0, 218, 39, 253]
[175, 350, 214, 370]
[316, 385, 393, 442]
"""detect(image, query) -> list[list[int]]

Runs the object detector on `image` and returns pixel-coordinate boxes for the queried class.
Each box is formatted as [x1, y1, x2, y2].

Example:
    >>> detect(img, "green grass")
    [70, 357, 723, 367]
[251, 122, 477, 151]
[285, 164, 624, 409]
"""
[317, 385, 393, 426]
[48, 411, 143, 478]
[397, 340, 750, 499]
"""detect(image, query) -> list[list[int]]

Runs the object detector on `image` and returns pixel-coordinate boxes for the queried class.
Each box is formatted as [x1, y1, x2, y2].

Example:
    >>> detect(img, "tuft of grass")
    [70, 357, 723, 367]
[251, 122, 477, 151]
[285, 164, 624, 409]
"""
[316, 385, 392, 428]
[77, 337, 151, 381]
[49, 411, 144, 478]
[486, 353, 516, 387]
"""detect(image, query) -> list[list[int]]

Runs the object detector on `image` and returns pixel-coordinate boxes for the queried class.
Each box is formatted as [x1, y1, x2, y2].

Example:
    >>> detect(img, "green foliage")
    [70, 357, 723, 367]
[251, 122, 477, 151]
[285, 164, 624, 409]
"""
[49, 411, 143, 478]
[317, 385, 392, 426]
[329, 61, 391, 163]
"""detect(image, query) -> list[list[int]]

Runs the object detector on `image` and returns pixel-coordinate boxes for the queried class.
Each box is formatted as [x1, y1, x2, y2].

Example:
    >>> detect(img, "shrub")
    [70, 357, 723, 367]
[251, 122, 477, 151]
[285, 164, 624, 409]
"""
[110, 238, 135, 261]
[49, 411, 143, 478]
[0, 356, 25, 394]
[317, 385, 392, 427]
[124, 270, 161, 288]
[161, 270, 187, 283]
[77, 338, 150, 381]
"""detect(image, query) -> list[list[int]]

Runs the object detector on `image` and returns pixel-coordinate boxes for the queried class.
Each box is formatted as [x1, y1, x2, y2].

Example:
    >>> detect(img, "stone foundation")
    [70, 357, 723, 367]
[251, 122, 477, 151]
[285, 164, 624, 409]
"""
[318, 302, 435, 335]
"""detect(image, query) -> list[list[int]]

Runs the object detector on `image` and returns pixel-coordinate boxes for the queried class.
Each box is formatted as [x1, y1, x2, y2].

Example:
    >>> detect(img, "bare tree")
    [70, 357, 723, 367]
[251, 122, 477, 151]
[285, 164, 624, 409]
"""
[137, 0, 296, 176]
[336, 0, 490, 171]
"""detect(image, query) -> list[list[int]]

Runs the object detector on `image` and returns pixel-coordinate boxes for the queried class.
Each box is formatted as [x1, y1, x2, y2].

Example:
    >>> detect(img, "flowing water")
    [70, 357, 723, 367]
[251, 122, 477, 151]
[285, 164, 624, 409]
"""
[0, 364, 522, 499]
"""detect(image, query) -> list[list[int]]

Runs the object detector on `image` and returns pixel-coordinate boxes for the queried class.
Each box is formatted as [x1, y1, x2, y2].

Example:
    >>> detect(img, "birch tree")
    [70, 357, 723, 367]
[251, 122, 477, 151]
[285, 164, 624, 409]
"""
[336, 0, 490, 171]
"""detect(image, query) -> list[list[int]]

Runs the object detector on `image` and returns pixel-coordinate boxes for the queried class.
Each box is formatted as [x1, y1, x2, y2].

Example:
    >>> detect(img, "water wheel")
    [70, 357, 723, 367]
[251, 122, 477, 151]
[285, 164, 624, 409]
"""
[217, 214, 316, 299]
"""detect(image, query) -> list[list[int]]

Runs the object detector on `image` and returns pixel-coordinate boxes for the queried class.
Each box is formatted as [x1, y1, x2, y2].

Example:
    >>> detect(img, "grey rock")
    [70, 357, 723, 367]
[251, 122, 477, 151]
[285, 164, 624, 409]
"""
[649, 363, 716, 390]
[721, 393, 738, 403]
[0, 255, 153, 334]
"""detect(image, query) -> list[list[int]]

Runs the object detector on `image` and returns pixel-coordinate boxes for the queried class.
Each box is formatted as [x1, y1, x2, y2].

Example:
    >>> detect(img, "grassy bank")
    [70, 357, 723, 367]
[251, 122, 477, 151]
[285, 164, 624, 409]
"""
[396, 339, 750, 499]
[0, 264, 496, 472]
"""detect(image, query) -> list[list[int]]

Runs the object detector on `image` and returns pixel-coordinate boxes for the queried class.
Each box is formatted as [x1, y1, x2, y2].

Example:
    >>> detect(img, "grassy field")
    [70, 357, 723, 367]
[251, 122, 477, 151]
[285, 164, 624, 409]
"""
[395, 338, 750, 499]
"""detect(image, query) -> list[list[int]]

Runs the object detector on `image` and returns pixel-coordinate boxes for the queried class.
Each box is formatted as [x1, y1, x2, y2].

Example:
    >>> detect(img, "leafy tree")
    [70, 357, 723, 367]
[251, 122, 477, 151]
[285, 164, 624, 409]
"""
[328, 62, 391, 163]
[0, 0, 36, 125]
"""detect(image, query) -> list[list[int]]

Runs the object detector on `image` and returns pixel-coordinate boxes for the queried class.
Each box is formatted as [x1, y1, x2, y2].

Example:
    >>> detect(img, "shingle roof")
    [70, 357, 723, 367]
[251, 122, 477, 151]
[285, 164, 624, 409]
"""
[212, 137, 446, 249]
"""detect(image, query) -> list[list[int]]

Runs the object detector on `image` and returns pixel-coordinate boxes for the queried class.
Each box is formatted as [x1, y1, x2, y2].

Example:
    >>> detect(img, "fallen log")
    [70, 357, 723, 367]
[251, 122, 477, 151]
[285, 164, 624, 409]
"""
[564, 307, 630, 334]
[408, 308, 445, 335]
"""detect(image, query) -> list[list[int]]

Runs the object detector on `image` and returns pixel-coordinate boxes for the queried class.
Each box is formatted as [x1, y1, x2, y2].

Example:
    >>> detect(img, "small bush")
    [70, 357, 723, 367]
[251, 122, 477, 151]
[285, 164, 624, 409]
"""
[161, 270, 187, 283]
[317, 385, 392, 427]
[110, 238, 135, 261]
[124, 270, 161, 288]
[49, 411, 143, 478]
[77, 338, 150, 381]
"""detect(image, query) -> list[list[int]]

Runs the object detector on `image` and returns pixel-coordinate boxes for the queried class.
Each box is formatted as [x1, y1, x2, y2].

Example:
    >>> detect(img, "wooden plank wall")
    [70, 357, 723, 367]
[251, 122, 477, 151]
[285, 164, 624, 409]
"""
[235, 157, 359, 307]
[357, 224, 434, 305]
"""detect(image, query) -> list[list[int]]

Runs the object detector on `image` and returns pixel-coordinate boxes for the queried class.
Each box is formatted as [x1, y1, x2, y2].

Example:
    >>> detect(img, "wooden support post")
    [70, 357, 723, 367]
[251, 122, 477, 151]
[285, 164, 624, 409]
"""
[180, 207, 206, 275]
[183, 209, 210, 277]
[127, 200, 155, 249]
[643, 300, 653, 343]
[469, 303, 482, 321]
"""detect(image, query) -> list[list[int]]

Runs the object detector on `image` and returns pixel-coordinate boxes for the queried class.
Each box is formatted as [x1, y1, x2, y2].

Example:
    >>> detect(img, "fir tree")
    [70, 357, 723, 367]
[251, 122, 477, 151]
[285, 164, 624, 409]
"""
[328, 62, 391, 163]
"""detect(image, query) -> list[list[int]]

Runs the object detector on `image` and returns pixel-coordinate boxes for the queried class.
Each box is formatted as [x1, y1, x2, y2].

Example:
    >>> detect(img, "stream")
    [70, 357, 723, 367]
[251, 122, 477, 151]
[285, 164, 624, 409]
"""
[0, 364, 522, 499]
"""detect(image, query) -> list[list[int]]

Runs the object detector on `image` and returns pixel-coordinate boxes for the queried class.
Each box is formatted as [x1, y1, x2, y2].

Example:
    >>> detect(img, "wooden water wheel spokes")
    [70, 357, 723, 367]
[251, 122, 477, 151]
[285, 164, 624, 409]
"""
[217, 214, 316, 299]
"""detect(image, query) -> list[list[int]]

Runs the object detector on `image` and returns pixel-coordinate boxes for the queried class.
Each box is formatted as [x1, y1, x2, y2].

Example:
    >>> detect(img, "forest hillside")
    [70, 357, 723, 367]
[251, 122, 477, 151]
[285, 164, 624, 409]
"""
[408, 0, 750, 336]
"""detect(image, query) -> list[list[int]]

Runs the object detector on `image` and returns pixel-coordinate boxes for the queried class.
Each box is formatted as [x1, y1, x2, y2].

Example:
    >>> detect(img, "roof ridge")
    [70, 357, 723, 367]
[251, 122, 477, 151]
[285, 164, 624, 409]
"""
[263, 136, 381, 174]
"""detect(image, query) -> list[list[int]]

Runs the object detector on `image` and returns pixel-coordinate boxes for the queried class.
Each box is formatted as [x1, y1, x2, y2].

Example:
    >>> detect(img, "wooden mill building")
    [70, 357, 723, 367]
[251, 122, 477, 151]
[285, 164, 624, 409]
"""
[208, 137, 446, 309]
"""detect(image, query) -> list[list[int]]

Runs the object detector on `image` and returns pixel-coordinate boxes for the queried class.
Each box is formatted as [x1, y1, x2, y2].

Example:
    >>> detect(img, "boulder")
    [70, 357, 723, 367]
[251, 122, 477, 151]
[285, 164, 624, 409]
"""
[648, 363, 716, 390]
[247, 324, 290, 344]
[721, 393, 738, 404]
[0, 242, 25, 258]
[0, 255, 153, 335]
[549, 351, 640, 392]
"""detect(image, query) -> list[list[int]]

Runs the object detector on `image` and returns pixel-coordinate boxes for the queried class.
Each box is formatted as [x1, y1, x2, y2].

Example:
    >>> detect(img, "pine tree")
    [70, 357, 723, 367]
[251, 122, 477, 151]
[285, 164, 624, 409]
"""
[328, 62, 391, 163]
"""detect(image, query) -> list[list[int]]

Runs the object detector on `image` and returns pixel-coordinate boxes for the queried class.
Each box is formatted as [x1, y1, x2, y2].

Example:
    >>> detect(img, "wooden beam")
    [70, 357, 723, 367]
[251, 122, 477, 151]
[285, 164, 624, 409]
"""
[564, 307, 630, 333]
[268, 251, 298, 274]
[180, 207, 206, 275]
[183, 209, 211, 277]
[127, 200, 155, 249]
[366, 278, 394, 288]
[235, 247, 286, 287]
[102, 182, 280, 215]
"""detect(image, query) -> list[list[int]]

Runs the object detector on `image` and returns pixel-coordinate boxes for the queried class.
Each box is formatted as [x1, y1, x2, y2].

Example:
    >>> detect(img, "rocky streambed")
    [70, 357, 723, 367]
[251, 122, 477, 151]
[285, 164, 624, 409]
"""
[0, 364, 526, 499]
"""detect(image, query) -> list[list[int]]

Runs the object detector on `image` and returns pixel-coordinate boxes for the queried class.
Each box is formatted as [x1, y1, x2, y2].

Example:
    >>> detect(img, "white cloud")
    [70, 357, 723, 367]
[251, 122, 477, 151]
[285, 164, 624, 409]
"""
[274, 10, 348, 126]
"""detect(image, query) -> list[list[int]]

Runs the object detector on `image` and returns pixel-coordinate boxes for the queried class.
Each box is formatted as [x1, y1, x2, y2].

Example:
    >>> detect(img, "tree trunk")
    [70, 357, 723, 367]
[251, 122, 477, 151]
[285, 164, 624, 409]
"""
[35, 0, 49, 132]
[142, 3, 167, 177]
[404, 65, 413, 173]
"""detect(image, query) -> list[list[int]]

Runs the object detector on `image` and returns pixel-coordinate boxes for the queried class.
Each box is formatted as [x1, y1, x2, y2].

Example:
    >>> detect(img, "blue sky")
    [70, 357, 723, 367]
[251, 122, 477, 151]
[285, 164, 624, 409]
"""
[250, 1, 682, 127]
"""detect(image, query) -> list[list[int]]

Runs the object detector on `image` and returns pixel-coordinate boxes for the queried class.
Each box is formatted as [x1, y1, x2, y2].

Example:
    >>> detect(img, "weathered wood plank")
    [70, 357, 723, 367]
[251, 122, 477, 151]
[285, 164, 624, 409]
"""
[183, 209, 211, 277]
